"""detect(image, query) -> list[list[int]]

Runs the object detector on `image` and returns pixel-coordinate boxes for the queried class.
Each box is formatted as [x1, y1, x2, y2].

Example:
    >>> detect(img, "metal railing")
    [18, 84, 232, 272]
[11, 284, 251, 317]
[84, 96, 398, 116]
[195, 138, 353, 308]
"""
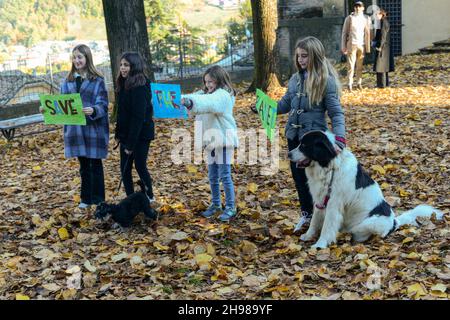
[0, 36, 254, 109]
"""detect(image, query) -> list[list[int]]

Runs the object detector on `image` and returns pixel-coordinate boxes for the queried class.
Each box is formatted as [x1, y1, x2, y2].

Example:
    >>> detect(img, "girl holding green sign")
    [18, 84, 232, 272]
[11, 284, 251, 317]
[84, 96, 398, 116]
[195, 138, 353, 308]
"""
[62, 44, 109, 209]
[277, 36, 346, 231]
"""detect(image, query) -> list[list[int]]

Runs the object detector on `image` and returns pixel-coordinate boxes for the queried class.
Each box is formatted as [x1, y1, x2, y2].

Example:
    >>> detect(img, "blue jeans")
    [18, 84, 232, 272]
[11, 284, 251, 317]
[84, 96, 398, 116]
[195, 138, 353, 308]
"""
[207, 148, 235, 209]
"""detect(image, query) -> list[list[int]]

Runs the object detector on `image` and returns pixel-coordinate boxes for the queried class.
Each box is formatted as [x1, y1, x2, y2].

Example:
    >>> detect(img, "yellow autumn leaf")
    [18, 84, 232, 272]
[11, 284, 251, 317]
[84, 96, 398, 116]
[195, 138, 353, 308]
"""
[388, 260, 398, 269]
[153, 242, 170, 251]
[16, 293, 30, 300]
[430, 283, 447, 293]
[132, 240, 150, 245]
[294, 272, 304, 282]
[406, 252, 421, 260]
[397, 188, 410, 197]
[73, 194, 81, 203]
[405, 114, 421, 121]
[79, 220, 90, 228]
[31, 215, 42, 226]
[186, 165, 198, 174]
[195, 253, 213, 265]
[371, 165, 386, 175]
[402, 237, 414, 244]
[434, 119, 442, 126]
[115, 239, 129, 246]
[407, 283, 427, 299]
[332, 247, 343, 258]
[210, 275, 219, 281]
[380, 182, 390, 189]
[206, 243, 216, 256]
[58, 227, 69, 240]
[6, 257, 22, 269]
[247, 183, 258, 194]
[32, 165, 41, 171]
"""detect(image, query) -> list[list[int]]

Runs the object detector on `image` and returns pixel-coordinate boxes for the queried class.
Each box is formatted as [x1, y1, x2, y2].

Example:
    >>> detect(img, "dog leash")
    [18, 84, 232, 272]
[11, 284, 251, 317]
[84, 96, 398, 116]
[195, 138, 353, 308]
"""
[117, 150, 132, 193]
[315, 169, 335, 210]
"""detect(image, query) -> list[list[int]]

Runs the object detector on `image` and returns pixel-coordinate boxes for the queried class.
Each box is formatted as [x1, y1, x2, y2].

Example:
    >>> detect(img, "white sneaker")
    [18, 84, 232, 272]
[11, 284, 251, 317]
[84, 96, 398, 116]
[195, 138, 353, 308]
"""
[294, 212, 311, 232]
[78, 202, 91, 209]
[146, 194, 156, 204]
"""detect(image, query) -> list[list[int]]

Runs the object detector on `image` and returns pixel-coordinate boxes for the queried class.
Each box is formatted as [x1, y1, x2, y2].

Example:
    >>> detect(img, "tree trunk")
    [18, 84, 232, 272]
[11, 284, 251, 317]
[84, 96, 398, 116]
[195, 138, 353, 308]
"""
[102, 0, 154, 92]
[247, 0, 281, 93]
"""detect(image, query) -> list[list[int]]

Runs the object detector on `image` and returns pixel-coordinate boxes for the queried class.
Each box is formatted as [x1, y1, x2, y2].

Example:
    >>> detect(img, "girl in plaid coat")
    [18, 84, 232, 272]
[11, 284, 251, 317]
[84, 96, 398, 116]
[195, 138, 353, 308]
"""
[61, 44, 109, 208]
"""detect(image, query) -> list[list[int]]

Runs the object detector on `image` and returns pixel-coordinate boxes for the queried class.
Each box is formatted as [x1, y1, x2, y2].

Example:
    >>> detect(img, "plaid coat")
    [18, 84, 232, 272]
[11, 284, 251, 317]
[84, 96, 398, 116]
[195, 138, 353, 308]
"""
[61, 76, 109, 159]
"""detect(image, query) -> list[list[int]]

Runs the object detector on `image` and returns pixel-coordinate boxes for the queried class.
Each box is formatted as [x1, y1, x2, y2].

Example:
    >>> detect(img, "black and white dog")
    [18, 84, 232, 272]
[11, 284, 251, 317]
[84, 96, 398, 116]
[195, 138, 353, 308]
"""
[288, 130, 443, 249]
[95, 181, 158, 228]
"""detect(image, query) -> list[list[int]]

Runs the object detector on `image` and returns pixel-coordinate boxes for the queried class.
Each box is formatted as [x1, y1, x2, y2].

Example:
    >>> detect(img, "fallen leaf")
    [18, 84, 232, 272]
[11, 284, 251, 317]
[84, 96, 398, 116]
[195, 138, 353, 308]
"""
[16, 293, 30, 300]
[407, 283, 427, 299]
[42, 283, 61, 292]
[153, 242, 170, 251]
[57, 227, 69, 240]
[111, 253, 128, 263]
[83, 260, 97, 273]
[170, 231, 189, 241]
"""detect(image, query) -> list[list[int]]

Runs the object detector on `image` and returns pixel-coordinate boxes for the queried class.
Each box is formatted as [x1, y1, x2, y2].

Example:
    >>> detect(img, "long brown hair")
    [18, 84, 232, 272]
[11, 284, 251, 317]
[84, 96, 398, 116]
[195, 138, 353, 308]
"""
[67, 44, 103, 81]
[115, 52, 147, 92]
[294, 36, 341, 107]
[202, 65, 236, 96]
[378, 8, 388, 19]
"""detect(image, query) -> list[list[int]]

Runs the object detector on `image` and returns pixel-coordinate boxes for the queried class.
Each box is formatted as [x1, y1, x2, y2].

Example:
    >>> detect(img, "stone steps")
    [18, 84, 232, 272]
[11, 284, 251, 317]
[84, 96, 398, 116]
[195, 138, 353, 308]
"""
[419, 38, 450, 54]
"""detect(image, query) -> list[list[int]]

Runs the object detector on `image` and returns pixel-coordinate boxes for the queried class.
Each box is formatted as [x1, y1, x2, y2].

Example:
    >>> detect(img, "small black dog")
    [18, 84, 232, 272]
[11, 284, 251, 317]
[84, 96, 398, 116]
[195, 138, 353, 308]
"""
[95, 181, 157, 227]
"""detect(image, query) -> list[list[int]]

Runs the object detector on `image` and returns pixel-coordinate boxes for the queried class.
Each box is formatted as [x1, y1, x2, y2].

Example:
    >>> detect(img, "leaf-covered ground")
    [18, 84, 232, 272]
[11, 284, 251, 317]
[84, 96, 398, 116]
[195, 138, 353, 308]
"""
[0, 53, 449, 300]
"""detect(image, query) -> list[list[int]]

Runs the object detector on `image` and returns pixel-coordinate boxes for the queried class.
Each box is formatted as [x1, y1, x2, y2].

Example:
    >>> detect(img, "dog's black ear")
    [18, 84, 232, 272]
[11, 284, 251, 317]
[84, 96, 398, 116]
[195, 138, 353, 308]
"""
[301, 131, 337, 167]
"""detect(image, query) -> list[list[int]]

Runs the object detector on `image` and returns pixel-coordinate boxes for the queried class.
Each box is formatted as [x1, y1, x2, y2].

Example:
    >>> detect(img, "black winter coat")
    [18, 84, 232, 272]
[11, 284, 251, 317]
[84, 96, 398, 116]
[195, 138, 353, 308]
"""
[115, 80, 155, 150]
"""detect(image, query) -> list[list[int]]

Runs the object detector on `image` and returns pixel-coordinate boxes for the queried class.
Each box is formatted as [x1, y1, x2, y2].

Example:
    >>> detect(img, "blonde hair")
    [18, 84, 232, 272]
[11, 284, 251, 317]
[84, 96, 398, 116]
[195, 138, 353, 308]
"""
[67, 44, 103, 81]
[202, 65, 236, 96]
[294, 36, 341, 107]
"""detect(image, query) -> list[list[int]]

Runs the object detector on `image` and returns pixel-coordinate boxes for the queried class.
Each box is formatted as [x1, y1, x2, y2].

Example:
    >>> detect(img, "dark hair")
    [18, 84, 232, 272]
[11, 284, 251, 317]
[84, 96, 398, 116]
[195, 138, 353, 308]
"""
[115, 52, 147, 92]
[202, 65, 236, 96]
[378, 8, 387, 18]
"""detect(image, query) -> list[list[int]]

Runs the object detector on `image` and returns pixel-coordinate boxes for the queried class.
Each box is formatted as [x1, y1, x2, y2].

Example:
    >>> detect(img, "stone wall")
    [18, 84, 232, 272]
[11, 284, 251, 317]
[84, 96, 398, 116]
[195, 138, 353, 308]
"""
[0, 102, 40, 120]
[276, 17, 345, 82]
[160, 68, 254, 93]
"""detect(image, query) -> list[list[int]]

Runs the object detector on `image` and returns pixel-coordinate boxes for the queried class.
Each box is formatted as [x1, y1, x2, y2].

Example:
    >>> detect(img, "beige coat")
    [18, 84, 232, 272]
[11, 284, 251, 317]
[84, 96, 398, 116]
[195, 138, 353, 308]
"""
[341, 13, 371, 53]
[374, 19, 391, 73]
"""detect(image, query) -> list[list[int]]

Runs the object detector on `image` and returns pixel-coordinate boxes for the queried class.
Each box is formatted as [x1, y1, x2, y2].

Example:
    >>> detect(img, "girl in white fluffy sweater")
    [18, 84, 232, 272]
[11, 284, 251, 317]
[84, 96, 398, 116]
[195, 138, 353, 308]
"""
[181, 65, 239, 222]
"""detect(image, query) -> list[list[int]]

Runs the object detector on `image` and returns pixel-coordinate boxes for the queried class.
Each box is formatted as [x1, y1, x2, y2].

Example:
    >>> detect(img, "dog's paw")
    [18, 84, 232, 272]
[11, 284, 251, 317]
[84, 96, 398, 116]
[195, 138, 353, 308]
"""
[311, 239, 328, 249]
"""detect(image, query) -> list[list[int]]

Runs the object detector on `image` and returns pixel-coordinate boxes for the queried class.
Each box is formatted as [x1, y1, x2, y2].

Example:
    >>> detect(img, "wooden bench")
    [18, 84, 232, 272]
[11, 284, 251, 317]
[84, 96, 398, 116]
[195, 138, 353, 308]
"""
[0, 114, 57, 141]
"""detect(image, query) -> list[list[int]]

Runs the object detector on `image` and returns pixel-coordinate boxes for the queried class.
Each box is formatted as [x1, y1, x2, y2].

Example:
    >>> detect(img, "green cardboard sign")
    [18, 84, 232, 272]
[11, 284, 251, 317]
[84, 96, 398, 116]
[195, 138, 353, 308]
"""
[256, 89, 278, 141]
[40, 94, 86, 125]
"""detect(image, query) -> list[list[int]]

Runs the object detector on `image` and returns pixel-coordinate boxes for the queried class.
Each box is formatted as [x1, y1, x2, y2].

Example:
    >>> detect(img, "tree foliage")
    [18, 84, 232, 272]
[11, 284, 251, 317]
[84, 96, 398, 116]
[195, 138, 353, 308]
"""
[0, 0, 103, 46]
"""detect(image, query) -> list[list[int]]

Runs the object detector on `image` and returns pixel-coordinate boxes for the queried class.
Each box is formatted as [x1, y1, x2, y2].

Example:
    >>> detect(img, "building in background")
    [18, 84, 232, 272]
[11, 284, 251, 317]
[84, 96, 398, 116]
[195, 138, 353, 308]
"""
[276, 0, 450, 80]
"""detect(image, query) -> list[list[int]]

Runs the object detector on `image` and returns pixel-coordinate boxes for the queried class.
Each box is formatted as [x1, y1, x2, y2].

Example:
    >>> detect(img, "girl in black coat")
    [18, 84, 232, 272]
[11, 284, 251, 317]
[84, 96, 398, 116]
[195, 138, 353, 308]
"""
[115, 52, 155, 201]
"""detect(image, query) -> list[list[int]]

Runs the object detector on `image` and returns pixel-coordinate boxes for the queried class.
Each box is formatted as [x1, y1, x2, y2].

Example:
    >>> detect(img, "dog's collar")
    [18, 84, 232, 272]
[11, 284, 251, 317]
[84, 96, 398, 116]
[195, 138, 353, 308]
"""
[315, 169, 335, 210]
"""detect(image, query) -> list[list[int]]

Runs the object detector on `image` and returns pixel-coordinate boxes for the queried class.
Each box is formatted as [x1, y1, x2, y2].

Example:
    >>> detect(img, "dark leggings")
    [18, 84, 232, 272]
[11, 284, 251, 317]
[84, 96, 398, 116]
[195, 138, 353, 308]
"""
[78, 157, 105, 205]
[287, 139, 313, 215]
[120, 140, 153, 197]
[376, 72, 389, 88]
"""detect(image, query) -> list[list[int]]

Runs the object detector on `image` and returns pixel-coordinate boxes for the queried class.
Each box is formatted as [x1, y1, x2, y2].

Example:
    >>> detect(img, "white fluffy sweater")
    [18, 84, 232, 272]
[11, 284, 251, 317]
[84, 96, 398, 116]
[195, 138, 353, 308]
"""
[182, 88, 239, 150]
